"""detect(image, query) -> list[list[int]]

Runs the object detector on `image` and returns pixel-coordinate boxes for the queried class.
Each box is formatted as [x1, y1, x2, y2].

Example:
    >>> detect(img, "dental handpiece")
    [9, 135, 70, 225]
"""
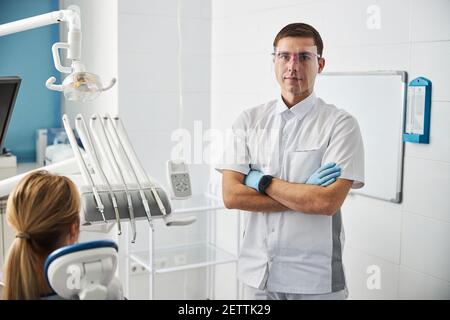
[112, 116, 197, 227]
[62, 115, 106, 223]
[92, 114, 137, 243]
[75, 114, 122, 234]
[104, 114, 153, 228]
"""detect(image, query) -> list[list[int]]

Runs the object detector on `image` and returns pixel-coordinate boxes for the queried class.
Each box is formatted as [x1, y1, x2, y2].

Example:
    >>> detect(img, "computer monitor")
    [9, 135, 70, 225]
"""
[0, 76, 21, 154]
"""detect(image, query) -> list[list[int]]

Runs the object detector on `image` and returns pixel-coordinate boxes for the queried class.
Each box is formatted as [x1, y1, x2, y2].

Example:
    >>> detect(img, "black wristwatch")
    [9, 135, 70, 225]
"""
[258, 175, 273, 195]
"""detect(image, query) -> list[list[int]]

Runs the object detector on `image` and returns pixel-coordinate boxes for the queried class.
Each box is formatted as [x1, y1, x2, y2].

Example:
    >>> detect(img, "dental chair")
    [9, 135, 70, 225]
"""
[44, 240, 124, 300]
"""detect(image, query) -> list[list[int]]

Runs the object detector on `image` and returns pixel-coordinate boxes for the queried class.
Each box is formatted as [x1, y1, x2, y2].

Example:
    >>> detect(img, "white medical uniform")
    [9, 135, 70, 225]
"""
[216, 92, 364, 295]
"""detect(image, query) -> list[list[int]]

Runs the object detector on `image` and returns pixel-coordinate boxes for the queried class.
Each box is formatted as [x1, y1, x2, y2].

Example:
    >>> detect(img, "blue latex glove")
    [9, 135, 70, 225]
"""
[306, 162, 341, 187]
[244, 170, 264, 192]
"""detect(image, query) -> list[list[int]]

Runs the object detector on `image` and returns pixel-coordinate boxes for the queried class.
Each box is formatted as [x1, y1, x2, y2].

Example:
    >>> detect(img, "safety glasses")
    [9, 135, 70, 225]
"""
[272, 46, 321, 65]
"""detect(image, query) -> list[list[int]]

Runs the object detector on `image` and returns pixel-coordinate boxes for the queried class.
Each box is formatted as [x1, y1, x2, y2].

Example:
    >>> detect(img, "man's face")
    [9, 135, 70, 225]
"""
[274, 37, 325, 100]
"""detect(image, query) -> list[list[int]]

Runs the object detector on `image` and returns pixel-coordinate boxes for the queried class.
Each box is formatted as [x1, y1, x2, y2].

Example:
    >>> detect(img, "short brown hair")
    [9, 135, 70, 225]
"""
[273, 23, 324, 57]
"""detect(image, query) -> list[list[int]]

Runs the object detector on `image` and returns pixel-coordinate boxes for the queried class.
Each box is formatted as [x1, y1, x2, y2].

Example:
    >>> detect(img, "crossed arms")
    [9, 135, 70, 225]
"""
[222, 170, 353, 216]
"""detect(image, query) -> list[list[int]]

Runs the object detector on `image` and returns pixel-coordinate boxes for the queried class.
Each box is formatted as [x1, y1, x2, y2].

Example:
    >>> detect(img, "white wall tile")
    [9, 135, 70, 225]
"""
[405, 102, 450, 163]
[212, 15, 265, 56]
[121, 0, 211, 19]
[210, 93, 259, 131]
[119, 0, 177, 17]
[257, 88, 281, 106]
[401, 211, 450, 281]
[123, 220, 151, 252]
[180, 18, 211, 55]
[326, 0, 411, 47]
[341, 195, 402, 264]
[153, 212, 208, 248]
[211, 54, 272, 94]
[78, 226, 119, 244]
[179, 0, 212, 19]
[255, 0, 319, 11]
[119, 14, 178, 54]
[257, 2, 325, 50]
[403, 157, 450, 223]
[325, 43, 410, 72]
[398, 266, 450, 300]
[257, 0, 411, 49]
[119, 51, 179, 93]
[127, 129, 210, 195]
[127, 130, 176, 187]
[155, 268, 208, 299]
[257, 65, 281, 103]
[410, 41, 450, 102]
[214, 209, 239, 256]
[182, 54, 211, 92]
[212, 0, 244, 19]
[209, 93, 261, 171]
[212, 0, 317, 20]
[343, 246, 399, 299]
[410, 0, 450, 42]
[128, 272, 150, 300]
[119, 53, 209, 95]
[213, 263, 238, 299]
[181, 93, 211, 131]
[188, 164, 211, 194]
[212, 0, 314, 19]
[119, 92, 180, 132]
[118, 1, 213, 218]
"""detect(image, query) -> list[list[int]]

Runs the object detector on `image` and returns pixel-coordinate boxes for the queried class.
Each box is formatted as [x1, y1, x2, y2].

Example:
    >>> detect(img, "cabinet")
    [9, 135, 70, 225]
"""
[120, 193, 240, 300]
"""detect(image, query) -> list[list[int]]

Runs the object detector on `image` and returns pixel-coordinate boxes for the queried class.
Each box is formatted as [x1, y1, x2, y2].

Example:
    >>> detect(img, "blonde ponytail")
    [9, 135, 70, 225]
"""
[3, 170, 80, 300]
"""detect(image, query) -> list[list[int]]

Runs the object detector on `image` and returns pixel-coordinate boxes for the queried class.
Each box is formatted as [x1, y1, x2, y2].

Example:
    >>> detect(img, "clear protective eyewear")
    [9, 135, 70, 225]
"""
[272, 46, 321, 65]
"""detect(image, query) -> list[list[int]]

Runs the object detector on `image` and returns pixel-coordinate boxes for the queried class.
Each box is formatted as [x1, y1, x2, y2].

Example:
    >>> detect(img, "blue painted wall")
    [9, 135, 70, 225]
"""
[0, 0, 61, 162]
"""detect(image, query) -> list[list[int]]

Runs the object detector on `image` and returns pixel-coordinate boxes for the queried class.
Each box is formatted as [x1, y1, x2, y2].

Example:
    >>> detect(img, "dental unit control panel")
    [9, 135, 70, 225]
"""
[167, 160, 192, 200]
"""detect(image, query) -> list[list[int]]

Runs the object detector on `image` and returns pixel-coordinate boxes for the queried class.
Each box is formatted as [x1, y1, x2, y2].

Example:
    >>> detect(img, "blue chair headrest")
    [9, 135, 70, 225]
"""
[44, 240, 118, 286]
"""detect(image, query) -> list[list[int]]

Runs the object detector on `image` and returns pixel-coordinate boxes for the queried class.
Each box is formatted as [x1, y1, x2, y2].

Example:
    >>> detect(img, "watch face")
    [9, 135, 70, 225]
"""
[261, 176, 270, 187]
[259, 175, 272, 193]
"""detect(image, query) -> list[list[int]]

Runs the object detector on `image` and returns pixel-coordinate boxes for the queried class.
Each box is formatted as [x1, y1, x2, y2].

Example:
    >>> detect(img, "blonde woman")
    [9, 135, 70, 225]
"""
[2, 170, 80, 300]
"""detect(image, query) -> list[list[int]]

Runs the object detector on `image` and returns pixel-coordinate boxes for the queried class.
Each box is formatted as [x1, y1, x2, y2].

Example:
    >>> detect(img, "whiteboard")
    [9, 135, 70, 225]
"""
[315, 71, 407, 203]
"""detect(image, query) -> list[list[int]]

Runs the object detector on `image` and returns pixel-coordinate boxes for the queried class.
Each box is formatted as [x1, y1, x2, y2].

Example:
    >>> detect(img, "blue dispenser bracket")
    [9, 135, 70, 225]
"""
[403, 77, 432, 144]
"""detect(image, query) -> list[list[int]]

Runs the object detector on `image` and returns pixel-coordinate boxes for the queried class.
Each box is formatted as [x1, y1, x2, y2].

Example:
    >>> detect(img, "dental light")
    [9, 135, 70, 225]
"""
[0, 5, 116, 102]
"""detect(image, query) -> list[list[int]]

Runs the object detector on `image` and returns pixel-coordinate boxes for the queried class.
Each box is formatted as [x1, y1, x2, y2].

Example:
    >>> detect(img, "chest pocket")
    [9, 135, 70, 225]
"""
[285, 147, 324, 183]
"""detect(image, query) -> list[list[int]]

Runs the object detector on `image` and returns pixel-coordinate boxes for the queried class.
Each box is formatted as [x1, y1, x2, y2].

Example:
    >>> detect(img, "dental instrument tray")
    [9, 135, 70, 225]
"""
[80, 184, 171, 224]
[63, 113, 197, 243]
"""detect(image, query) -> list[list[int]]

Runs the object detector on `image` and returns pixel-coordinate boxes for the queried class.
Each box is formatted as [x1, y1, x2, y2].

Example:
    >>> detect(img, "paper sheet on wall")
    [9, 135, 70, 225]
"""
[405, 86, 425, 135]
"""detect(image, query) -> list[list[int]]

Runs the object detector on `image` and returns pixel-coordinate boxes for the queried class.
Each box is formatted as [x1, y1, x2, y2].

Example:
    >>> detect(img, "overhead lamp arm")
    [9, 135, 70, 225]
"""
[0, 6, 116, 102]
[0, 7, 81, 60]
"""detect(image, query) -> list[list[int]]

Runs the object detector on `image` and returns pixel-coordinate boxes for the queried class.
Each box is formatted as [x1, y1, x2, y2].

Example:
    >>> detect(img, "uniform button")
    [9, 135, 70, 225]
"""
[271, 228, 275, 233]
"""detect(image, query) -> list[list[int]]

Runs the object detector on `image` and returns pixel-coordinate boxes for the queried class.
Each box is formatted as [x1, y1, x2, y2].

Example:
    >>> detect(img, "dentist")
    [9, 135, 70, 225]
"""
[217, 23, 365, 300]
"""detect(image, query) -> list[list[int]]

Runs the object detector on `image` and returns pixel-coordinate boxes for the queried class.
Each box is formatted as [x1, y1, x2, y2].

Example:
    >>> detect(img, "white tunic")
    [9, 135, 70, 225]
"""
[216, 92, 365, 294]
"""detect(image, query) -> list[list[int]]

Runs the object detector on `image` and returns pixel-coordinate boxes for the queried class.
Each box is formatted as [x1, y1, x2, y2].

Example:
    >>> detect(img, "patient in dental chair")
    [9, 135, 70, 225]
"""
[2, 170, 80, 300]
